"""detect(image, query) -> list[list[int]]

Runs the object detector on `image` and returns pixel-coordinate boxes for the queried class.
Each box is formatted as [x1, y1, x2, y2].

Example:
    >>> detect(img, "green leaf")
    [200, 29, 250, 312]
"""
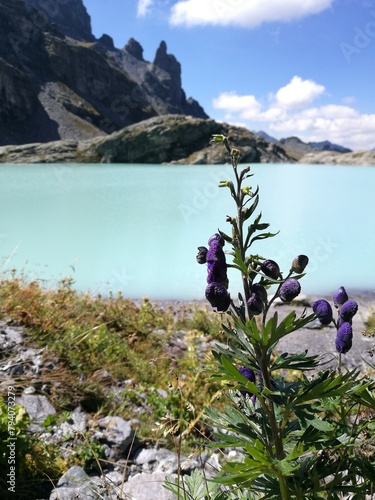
[271, 351, 320, 371]
[242, 194, 259, 221]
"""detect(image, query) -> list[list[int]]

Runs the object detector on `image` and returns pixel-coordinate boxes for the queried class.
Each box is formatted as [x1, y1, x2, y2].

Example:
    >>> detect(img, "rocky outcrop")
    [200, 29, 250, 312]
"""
[0, 0, 207, 146]
[299, 150, 375, 166]
[0, 115, 293, 164]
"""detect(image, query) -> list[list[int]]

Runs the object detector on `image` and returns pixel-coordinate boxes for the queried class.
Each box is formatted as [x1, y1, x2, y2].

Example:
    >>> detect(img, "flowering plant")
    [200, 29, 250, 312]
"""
[166, 136, 375, 499]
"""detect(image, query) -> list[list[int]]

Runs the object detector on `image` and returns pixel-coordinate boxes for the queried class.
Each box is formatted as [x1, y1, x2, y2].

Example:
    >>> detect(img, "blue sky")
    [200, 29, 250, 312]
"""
[83, 0, 375, 150]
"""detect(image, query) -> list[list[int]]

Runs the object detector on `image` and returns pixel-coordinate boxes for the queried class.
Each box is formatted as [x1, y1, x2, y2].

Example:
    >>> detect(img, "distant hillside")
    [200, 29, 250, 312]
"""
[0, 0, 207, 146]
[256, 131, 351, 160]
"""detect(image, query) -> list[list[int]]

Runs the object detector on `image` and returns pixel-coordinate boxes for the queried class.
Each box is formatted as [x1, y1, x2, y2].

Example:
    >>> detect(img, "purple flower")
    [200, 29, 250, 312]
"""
[238, 366, 256, 397]
[205, 282, 231, 312]
[247, 293, 264, 315]
[312, 299, 333, 326]
[335, 322, 353, 354]
[291, 255, 309, 274]
[333, 286, 349, 308]
[278, 279, 301, 303]
[196, 246, 208, 264]
[261, 259, 280, 280]
[339, 300, 358, 322]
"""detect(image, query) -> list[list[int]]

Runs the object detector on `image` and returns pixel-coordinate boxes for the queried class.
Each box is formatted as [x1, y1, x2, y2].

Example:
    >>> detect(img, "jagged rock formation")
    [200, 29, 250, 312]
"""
[0, 115, 294, 164]
[0, 0, 207, 146]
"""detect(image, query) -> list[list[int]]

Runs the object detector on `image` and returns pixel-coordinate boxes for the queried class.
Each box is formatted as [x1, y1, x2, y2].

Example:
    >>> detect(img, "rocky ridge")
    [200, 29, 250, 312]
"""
[0, 0, 207, 146]
[0, 114, 293, 164]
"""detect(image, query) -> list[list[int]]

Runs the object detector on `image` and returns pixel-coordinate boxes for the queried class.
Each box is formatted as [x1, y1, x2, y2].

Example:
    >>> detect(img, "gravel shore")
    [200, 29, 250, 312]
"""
[147, 291, 375, 374]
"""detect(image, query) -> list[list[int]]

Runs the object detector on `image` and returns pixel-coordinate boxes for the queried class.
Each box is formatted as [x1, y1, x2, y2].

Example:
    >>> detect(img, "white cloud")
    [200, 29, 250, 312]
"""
[169, 0, 333, 27]
[137, 0, 154, 16]
[274, 76, 325, 109]
[212, 78, 375, 150]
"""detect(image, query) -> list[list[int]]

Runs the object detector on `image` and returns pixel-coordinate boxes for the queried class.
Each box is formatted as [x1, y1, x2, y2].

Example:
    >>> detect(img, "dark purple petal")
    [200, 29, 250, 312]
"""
[335, 322, 353, 354]
[238, 366, 255, 397]
[333, 286, 349, 308]
[206, 241, 225, 263]
[278, 279, 301, 303]
[208, 233, 225, 248]
[339, 300, 358, 321]
[251, 283, 268, 302]
[261, 259, 280, 280]
[196, 246, 208, 264]
[238, 366, 256, 382]
[207, 260, 228, 285]
[291, 255, 309, 273]
[247, 293, 264, 315]
[205, 282, 231, 312]
[312, 299, 333, 325]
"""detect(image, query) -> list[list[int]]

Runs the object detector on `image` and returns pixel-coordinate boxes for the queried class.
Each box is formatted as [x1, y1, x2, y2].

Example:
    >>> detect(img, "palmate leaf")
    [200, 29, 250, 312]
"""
[293, 368, 369, 405]
[264, 310, 315, 349]
[271, 350, 320, 371]
[164, 469, 222, 500]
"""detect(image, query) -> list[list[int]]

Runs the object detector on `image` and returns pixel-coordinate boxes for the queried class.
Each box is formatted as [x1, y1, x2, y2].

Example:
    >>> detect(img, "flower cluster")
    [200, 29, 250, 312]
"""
[312, 286, 358, 354]
[196, 233, 231, 312]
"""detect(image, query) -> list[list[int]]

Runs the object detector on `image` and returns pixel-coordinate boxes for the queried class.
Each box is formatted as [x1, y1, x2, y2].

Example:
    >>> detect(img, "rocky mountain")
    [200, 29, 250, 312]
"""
[0, 0, 207, 146]
[0, 114, 293, 164]
[256, 131, 352, 158]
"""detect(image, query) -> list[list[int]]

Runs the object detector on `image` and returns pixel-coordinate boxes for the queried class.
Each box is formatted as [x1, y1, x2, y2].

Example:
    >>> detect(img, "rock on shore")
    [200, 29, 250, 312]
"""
[299, 150, 375, 165]
[0, 114, 292, 165]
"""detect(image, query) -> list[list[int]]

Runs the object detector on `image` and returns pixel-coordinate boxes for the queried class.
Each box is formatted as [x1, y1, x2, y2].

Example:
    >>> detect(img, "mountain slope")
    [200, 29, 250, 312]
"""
[0, 0, 207, 146]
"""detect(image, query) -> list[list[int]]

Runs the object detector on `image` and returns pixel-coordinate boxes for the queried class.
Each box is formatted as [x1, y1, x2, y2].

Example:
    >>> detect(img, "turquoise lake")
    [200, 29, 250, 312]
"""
[0, 163, 374, 300]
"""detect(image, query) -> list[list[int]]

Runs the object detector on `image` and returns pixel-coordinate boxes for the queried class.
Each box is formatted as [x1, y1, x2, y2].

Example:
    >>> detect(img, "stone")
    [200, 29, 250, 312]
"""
[16, 394, 56, 432]
[134, 447, 179, 474]
[97, 416, 134, 452]
[121, 472, 178, 500]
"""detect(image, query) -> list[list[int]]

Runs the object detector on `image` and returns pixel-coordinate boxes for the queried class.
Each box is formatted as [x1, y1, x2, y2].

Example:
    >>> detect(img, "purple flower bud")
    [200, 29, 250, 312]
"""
[208, 233, 225, 248]
[312, 299, 333, 326]
[278, 278, 301, 303]
[238, 366, 255, 397]
[196, 246, 208, 264]
[335, 322, 353, 354]
[333, 286, 349, 308]
[251, 283, 268, 303]
[291, 255, 309, 273]
[247, 293, 264, 315]
[339, 300, 358, 322]
[238, 366, 255, 382]
[261, 259, 280, 280]
[205, 282, 231, 312]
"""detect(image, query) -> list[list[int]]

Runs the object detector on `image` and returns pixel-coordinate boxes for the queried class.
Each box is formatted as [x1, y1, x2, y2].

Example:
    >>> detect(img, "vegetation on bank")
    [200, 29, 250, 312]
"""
[0, 274, 226, 497]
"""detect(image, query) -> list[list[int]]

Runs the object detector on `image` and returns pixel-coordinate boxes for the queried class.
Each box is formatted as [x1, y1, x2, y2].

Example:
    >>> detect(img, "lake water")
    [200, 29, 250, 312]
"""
[0, 163, 374, 300]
